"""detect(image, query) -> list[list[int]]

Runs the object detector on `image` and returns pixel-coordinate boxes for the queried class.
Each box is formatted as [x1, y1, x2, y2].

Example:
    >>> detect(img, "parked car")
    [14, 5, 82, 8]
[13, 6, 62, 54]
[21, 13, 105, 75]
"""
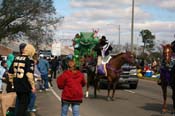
[100, 63, 139, 89]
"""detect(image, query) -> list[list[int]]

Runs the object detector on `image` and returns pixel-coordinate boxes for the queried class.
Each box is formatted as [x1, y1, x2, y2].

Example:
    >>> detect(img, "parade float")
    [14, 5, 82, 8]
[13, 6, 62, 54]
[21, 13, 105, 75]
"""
[72, 30, 99, 68]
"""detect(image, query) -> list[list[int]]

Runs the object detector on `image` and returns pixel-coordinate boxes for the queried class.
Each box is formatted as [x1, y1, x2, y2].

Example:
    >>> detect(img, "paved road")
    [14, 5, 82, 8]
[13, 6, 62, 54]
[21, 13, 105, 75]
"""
[81, 79, 174, 116]
[35, 78, 173, 116]
[1, 78, 173, 116]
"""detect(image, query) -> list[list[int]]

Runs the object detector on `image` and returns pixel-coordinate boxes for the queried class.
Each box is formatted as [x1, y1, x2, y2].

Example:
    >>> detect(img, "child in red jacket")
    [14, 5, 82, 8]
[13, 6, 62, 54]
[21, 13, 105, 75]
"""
[57, 59, 86, 116]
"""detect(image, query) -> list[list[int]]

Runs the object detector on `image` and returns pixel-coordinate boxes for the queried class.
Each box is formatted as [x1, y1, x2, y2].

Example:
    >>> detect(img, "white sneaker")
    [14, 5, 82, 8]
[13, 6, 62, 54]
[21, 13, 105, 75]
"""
[48, 83, 51, 88]
[28, 108, 37, 112]
[45, 89, 50, 91]
[39, 90, 43, 92]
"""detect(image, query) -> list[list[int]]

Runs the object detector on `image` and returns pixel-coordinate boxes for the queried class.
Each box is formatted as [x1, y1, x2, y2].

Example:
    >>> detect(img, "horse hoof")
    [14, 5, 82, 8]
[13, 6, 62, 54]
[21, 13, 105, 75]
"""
[161, 110, 166, 114]
[85, 96, 88, 98]
[171, 110, 175, 115]
[160, 111, 165, 115]
[106, 97, 111, 101]
[111, 98, 115, 101]
[162, 108, 167, 113]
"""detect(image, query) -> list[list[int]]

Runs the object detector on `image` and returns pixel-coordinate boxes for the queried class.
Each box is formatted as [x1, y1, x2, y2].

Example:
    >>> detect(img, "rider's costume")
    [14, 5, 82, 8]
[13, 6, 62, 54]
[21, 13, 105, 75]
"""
[93, 36, 113, 76]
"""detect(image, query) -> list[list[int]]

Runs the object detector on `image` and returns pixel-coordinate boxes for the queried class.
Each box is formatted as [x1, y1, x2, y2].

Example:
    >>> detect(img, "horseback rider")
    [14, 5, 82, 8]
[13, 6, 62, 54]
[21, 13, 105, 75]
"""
[158, 42, 175, 85]
[93, 35, 113, 76]
[170, 40, 175, 85]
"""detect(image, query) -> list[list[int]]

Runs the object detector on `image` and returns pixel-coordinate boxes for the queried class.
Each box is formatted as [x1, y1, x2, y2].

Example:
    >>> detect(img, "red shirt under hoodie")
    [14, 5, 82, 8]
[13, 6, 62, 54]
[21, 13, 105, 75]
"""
[57, 70, 86, 103]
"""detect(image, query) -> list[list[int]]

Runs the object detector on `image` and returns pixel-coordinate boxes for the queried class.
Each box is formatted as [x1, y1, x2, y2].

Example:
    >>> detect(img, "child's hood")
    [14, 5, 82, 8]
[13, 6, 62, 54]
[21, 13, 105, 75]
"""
[66, 70, 82, 79]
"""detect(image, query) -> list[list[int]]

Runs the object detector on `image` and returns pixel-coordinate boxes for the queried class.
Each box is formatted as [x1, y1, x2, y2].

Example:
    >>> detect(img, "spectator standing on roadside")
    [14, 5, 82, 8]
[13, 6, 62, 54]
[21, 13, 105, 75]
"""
[27, 54, 39, 112]
[0, 55, 3, 92]
[57, 59, 86, 116]
[50, 56, 59, 79]
[0, 60, 8, 93]
[37, 54, 50, 91]
[6, 53, 15, 70]
[8, 43, 36, 116]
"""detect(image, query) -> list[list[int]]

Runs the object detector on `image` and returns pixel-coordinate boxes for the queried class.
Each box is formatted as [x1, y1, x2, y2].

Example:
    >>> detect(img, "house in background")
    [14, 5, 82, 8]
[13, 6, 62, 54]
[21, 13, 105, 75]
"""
[0, 45, 13, 56]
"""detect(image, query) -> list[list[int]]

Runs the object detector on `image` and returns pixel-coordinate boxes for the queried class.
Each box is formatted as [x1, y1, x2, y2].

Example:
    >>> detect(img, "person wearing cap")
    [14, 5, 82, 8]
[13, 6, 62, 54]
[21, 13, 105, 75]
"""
[8, 43, 36, 116]
[37, 54, 50, 91]
[57, 59, 86, 116]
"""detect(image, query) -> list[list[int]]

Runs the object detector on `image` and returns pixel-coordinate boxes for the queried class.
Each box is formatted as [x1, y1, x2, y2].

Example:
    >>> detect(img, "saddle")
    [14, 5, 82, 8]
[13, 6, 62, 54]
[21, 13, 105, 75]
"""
[97, 55, 112, 76]
[102, 55, 112, 64]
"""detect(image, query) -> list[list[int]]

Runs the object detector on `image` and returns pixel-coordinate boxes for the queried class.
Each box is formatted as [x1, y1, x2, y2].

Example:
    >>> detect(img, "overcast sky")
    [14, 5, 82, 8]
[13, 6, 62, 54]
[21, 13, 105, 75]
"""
[53, 0, 175, 46]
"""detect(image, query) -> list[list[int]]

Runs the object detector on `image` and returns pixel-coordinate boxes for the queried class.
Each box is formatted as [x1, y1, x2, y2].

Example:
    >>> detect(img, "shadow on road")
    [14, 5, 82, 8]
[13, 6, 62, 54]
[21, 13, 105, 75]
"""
[140, 103, 173, 115]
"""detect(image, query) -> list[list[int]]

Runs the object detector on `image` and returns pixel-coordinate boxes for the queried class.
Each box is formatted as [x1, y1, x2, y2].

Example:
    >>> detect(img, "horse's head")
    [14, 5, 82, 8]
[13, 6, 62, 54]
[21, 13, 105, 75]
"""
[123, 51, 135, 64]
[161, 44, 173, 64]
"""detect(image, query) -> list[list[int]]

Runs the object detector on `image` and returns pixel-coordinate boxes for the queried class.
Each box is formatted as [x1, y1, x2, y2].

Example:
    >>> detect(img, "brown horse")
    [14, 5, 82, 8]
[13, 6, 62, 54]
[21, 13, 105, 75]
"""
[160, 44, 175, 113]
[92, 51, 135, 101]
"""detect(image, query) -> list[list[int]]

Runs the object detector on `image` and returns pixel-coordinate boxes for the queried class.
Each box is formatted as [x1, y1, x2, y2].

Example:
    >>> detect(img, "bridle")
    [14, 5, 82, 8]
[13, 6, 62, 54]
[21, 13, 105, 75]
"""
[163, 45, 172, 64]
[124, 52, 134, 64]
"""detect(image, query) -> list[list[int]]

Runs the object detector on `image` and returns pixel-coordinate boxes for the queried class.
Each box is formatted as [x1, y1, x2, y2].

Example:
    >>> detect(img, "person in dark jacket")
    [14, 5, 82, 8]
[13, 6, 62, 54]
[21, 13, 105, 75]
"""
[8, 43, 36, 116]
[50, 56, 59, 79]
[57, 59, 86, 116]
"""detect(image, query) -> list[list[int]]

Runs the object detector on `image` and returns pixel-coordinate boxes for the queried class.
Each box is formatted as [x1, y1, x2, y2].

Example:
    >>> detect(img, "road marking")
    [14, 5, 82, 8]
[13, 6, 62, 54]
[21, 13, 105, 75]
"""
[50, 88, 72, 112]
[124, 90, 135, 93]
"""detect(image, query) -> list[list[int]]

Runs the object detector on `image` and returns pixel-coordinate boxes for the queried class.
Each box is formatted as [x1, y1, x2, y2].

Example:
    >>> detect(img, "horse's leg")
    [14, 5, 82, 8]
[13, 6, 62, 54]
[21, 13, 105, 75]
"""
[111, 80, 118, 101]
[171, 85, 175, 114]
[161, 82, 167, 113]
[107, 79, 112, 101]
[171, 65, 175, 114]
[85, 73, 89, 98]
[94, 75, 98, 98]
[85, 81, 89, 98]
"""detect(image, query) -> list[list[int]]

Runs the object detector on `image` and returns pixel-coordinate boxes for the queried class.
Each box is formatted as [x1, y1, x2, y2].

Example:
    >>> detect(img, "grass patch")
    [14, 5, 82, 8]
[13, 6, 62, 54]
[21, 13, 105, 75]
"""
[139, 76, 159, 82]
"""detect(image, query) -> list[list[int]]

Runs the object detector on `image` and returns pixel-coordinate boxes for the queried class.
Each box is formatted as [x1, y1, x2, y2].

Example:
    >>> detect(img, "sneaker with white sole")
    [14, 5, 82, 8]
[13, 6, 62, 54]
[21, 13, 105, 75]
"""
[45, 89, 50, 91]
[28, 108, 37, 112]
[39, 90, 43, 92]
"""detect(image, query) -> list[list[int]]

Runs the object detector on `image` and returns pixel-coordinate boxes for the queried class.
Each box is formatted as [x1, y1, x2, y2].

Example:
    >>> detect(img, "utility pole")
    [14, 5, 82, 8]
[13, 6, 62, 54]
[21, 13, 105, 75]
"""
[118, 25, 120, 45]
[131, 0, 134, 52]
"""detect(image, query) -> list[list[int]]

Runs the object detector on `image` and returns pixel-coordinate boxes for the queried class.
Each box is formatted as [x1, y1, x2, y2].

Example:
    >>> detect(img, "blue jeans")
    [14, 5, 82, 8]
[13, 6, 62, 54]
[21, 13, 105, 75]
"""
[61, 102, 80, 116]
[40, 74, 49, 90]
[28, 92, 36, 110]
